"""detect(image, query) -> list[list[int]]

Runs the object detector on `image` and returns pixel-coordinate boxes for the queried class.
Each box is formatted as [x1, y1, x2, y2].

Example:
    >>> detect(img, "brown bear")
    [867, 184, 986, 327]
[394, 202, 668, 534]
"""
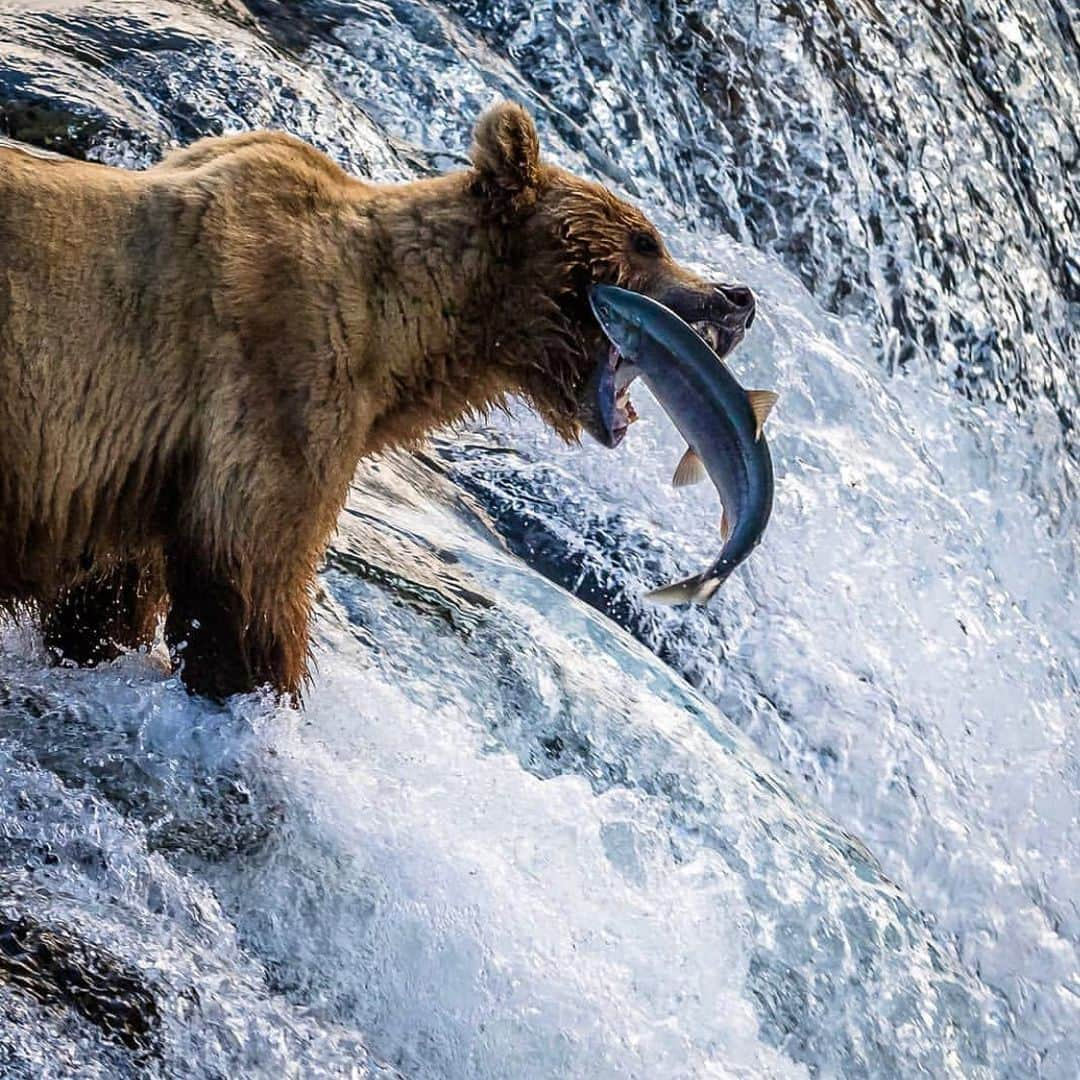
[0, 102, 754, 701]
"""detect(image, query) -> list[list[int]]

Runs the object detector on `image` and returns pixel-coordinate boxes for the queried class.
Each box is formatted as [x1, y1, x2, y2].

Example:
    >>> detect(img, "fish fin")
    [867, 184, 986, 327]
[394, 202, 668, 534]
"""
[672, 447, 706, 488]
[746, 390, 779, 441]
[645, 571, 725, 606]
[720, 508, 732, 542]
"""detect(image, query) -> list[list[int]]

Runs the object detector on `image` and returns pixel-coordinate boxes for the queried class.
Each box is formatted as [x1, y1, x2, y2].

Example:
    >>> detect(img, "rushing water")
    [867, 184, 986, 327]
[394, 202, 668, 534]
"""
[0, 2, 1077, 1077]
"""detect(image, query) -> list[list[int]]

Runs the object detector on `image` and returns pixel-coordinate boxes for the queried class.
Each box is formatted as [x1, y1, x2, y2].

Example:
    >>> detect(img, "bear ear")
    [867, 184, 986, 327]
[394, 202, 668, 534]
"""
[469, 101, 541, 212]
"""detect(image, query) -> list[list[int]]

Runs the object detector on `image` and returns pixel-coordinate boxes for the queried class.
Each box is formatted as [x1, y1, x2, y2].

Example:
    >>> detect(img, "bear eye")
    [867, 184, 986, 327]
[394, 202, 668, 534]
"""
[632, 231, 661, 257]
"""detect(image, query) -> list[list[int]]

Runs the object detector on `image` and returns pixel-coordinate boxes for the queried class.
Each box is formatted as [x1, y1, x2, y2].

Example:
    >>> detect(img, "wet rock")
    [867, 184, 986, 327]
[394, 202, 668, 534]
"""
[0, 914, 160, 1058]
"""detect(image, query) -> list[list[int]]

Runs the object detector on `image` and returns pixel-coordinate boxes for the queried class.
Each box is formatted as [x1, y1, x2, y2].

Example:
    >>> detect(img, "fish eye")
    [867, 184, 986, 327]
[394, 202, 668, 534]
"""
[632, 231, 661, 257]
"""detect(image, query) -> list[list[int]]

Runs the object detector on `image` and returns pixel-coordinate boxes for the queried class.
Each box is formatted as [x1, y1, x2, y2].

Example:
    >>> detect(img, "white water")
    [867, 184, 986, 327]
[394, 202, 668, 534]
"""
[0, 1, 1077, 1076]
[457, 233, 1078, 1072]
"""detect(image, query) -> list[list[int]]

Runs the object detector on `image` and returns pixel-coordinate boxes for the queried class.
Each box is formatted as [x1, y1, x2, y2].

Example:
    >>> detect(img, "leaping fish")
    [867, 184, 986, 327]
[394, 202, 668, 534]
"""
[588, 284, 777, 604]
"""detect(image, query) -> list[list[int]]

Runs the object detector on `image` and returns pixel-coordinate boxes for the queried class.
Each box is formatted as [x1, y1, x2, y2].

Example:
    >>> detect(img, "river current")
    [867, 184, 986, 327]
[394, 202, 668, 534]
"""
[0, 2, 1076, 1077]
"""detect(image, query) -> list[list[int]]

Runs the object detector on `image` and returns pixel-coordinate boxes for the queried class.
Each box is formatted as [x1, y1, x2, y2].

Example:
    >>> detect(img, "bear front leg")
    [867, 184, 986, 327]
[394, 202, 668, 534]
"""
[164, 543, 311, 702]
[43, 555, 166, 666]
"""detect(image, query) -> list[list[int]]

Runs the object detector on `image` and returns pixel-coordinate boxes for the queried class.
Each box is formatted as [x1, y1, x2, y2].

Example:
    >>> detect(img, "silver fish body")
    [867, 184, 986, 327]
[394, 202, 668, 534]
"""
[588, 284, 776, 604]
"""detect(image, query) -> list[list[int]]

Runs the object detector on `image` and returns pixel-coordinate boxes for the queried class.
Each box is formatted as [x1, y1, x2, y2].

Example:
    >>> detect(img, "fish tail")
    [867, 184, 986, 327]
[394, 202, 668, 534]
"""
[644, 569, 726, 606]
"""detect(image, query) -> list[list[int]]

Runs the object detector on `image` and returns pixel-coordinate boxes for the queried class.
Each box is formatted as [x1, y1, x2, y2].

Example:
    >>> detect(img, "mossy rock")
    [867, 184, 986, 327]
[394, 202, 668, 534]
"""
[0, 98, 107, 160]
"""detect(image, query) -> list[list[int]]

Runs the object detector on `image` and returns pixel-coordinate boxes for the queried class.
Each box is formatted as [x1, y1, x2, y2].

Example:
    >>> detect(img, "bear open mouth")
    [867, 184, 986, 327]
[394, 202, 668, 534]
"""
[580, 319, 733, 448]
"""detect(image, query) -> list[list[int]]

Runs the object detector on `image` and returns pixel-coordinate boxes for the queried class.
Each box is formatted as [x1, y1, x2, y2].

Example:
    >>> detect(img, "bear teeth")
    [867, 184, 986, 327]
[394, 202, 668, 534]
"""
[695, 321, 722, 353]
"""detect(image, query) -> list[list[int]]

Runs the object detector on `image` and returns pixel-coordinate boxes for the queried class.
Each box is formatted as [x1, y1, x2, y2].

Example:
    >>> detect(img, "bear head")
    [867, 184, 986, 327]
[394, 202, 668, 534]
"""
[468, 101, 756, 447]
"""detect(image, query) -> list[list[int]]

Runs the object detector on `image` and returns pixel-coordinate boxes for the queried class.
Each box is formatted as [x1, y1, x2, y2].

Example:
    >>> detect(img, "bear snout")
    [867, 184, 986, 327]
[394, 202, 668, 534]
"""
[712, 283, 756, 329]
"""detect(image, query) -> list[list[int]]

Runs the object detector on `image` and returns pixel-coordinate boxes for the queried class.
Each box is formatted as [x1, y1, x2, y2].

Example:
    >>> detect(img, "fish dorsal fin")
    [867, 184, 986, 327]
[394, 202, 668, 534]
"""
[721, 508, 732, 542]
[672, 447, 706, 488]
[746, 390, 778, 441]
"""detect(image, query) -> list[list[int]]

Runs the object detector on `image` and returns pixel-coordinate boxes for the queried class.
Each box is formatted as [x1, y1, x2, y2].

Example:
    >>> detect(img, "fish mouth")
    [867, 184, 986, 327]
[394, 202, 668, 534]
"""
[578, 303, 739, 449]
[576, 344, 641, 449]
